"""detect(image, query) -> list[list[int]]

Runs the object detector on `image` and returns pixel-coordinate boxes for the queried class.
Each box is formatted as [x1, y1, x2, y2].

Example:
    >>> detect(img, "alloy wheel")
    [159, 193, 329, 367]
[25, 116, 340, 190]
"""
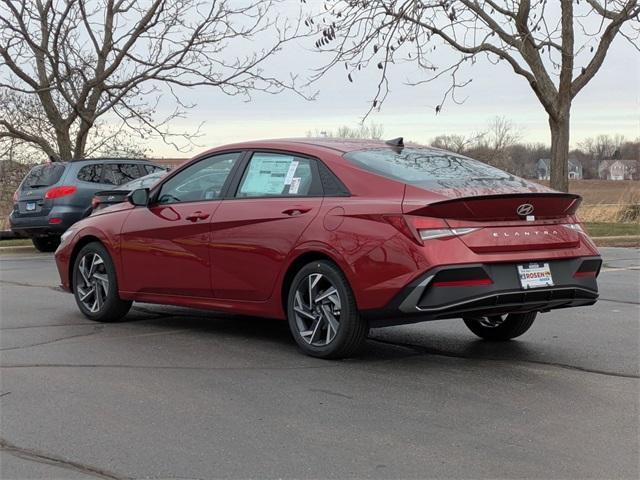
[476, 315, 507, 328]
[293, 273, 342, 346]
[76, 253, 109, 313]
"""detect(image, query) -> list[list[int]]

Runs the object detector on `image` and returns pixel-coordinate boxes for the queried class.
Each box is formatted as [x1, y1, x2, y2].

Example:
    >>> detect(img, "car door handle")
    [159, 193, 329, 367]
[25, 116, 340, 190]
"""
[185, 211, 210, 222]
[282, 207, 312, 216]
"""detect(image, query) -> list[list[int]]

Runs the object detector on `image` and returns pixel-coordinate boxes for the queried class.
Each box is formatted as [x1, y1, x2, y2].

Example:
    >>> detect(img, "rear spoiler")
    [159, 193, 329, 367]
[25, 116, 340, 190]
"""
[404, 192, 582, 221]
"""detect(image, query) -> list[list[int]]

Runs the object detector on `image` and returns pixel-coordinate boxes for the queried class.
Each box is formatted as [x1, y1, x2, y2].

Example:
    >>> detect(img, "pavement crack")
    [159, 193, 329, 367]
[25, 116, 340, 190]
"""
[367, 337, 640, 379]
[0, 437, 128, 480]
[0, 326, 104, 351]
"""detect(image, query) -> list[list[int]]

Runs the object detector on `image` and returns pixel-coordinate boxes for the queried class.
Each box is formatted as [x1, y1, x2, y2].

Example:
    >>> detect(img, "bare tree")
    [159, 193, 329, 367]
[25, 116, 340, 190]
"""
[431, 133, 480, 153]
[307, 0, 640, 191]
[306, 122, 385, 139]
[0, 0, 308, 161]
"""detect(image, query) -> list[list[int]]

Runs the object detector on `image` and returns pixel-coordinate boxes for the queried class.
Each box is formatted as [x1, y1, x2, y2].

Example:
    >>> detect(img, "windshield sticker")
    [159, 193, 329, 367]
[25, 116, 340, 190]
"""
[241, 155, 296, 195]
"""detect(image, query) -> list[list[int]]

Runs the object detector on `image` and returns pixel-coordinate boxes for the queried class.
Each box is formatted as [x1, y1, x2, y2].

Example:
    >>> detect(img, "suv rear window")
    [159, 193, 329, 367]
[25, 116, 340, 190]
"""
[21, 163, 66, 189]
[344, 148, 511, 184]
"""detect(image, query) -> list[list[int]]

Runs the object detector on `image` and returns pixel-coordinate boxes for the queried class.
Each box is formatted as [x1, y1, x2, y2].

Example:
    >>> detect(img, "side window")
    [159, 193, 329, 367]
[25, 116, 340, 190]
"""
[77, 164, 103, 183]
[317, 161, 350, 196]
[237, 153, 319, 198]
[103, 164, 142, 185]
[142, 164, 164, 175]
[157, 152, 241, 205]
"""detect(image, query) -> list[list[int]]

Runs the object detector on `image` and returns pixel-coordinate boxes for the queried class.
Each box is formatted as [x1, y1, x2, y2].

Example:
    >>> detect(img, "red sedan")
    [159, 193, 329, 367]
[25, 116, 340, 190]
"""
[55, 138, 601, 358]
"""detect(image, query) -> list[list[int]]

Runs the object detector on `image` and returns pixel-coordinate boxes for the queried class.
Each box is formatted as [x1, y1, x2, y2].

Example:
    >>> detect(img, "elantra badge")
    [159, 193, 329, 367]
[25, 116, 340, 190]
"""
[516, 203, 534, 217]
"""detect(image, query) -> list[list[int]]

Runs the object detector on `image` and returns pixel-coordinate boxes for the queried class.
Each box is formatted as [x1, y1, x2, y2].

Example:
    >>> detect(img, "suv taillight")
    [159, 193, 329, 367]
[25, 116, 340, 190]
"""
[12, 190, 18, 203]
[45, 185, 77, 199]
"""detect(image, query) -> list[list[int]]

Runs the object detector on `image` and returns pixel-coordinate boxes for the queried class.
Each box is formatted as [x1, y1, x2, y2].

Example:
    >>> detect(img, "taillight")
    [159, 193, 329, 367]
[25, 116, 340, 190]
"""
[45, 185, 77, 199]
[562, 223, 585, 234]
[411, 217, 479, 242]
[385, 215, 482, 244]
[12, 190, 18, 203]
[91, 196, 100, 209]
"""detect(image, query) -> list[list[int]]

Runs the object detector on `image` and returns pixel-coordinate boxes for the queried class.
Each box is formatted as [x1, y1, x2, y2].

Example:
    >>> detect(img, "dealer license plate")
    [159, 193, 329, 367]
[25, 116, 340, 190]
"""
[517, 263, 554, 289]
[26, 202, 36, 211]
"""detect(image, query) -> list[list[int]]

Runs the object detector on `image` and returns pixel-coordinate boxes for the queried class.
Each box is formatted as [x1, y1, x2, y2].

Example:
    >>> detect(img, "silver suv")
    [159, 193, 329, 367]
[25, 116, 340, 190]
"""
[10, 158, 164, 251]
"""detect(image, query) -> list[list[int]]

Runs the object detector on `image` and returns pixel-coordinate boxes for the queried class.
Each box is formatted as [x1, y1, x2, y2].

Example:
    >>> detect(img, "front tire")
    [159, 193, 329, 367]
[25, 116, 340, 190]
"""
[463, 312, 537, 341]
[287, 260, 368, 359]
[32, 236, 60, 252]
[72, 242, 132, 322]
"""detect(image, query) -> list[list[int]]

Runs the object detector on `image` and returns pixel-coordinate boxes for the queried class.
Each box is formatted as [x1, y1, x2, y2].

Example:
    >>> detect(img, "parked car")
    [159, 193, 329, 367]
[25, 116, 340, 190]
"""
[10, 158, 164, 251]
[54, 138, 602, 358]
[89, 170, 167, 213]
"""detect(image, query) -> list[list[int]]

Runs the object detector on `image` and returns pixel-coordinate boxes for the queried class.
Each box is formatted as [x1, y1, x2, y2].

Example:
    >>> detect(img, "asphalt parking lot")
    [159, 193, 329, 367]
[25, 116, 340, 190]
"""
[1, 247, 638, 479]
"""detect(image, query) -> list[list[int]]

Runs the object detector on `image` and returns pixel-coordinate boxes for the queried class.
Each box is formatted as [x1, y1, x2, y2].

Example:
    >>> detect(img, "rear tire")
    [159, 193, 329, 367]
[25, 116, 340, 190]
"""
[72, 242, 132, 322]
[287, 260, 368, 359]
[32, 236, 60, 252]
[463, 312, 537, 341]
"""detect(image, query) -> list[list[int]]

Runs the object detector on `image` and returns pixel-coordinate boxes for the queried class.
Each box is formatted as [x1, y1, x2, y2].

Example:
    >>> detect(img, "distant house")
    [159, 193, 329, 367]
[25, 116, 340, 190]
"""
[598, 160, 638, 180]
[536, 158, 583, 180]
[148, 157, 189, 170]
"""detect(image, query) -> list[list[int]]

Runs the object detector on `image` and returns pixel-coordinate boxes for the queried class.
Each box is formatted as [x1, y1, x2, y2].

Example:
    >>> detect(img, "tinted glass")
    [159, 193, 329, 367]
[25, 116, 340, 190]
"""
[103, 163, 142, 185]
[21, 163, 65, 189]
[142, 164, 164, 175]
[157, 152, 240, 204]
[120, 172, 165, 190]
[344, 148, 512, 184]
[77, 164, 103, 183]
[237, 153, 316, 197]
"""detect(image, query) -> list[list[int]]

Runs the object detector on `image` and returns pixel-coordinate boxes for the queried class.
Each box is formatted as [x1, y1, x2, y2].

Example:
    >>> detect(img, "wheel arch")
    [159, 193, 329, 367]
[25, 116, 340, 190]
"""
[67, 235, 105, 291]
[280, 249, 353, 316]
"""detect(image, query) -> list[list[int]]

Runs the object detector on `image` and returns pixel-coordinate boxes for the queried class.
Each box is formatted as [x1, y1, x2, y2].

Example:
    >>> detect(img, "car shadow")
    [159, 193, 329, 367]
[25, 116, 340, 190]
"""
[124, 304, 541, 364]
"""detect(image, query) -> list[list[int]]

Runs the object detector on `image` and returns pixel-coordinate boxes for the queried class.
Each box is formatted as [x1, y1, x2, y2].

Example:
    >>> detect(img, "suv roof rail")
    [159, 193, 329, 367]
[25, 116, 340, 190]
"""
[68, 157, 153, 162]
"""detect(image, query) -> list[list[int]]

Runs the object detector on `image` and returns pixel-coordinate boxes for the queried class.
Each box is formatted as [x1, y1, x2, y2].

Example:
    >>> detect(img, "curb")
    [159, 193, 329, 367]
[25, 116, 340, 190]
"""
[0, 245, 38, 254]
[592, 236, 640, 248]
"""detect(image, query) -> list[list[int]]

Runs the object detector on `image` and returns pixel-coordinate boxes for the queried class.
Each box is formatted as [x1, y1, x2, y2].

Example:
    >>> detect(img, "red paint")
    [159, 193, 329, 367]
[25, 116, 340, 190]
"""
[55, 139, 601, 320]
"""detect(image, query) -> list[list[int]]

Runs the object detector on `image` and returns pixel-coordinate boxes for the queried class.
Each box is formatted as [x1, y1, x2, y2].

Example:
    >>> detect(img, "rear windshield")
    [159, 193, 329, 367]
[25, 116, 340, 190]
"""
[344, 148, 511, 184]
[21, 163, 66, 189]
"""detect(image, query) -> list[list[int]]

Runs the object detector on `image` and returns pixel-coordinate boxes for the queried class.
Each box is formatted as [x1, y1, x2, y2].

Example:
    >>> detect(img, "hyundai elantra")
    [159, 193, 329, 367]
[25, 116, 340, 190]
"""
[55, 138, 601, 358]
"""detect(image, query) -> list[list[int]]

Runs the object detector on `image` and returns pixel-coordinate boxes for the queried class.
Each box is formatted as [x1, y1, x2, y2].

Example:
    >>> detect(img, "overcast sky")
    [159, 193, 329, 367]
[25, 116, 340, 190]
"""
[146, 3, 640, 157]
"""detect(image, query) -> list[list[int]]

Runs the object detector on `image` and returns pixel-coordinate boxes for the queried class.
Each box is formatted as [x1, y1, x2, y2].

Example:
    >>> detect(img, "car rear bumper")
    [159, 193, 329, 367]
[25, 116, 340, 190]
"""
[9, 206, 84, 237]
[363, 256, 601, 327]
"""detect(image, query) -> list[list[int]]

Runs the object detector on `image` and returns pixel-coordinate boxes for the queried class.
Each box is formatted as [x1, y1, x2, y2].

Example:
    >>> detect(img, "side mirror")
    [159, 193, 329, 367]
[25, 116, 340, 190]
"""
[128, 188, 149, 207]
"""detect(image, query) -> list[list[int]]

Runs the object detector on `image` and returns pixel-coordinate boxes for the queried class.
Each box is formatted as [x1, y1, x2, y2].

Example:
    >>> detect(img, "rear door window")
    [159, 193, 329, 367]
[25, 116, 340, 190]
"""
[236, 153, 320, 198]
[21, 163, 66, 190]
[103, 163, 143, 186]
[77, 164, 103, 183]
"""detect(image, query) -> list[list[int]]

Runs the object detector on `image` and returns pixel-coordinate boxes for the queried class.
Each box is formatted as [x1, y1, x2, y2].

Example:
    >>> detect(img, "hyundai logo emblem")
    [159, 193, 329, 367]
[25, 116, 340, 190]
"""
[516, 203, 535, 216]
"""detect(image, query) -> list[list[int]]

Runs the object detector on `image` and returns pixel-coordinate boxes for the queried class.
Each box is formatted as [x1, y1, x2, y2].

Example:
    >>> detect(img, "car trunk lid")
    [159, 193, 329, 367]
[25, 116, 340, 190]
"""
[403, 185, 583, 252]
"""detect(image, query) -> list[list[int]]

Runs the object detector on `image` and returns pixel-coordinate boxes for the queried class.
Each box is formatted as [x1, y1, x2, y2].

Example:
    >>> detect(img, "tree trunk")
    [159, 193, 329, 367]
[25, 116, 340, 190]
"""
[549, 110, 571, 192]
